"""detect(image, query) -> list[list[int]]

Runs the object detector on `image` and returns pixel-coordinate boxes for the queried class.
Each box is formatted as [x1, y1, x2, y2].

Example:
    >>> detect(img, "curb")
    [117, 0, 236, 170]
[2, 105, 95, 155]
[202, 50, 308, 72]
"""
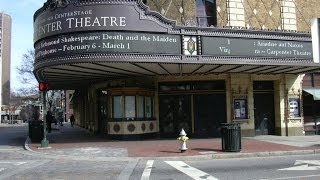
[24, 137, 320, 161]
[211, 149, 320, 159]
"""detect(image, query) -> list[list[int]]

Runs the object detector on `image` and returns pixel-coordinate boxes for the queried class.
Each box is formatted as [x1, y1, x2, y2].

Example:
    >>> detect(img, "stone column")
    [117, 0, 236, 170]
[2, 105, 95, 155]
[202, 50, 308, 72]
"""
[227, 0, 245, 27]
[281, 0, 297, 31]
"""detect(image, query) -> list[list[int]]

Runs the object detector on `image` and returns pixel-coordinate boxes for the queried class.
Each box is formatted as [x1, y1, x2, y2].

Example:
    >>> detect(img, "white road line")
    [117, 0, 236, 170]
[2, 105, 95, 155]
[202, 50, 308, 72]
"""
[279, 160, 320, 170]
[141, 160, 154, 180]
[0, 162, 26, 166]
[0, 148, 20, 151]
[0, 168, 5, 172]
[165, 161, 219, 180]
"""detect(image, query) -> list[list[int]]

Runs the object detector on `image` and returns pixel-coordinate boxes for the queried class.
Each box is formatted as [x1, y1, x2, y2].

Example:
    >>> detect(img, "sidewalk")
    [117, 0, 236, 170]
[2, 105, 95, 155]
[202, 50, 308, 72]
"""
[25, 123, 320, 160]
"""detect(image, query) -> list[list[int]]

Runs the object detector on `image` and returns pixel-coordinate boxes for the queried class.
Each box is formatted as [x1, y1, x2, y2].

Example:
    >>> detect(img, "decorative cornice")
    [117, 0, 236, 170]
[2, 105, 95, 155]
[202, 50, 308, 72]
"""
[33, 0, 311, 41]
[34, 0, 177, 28]
[48, 0, 71, 10]
[33, 52, 317, 70]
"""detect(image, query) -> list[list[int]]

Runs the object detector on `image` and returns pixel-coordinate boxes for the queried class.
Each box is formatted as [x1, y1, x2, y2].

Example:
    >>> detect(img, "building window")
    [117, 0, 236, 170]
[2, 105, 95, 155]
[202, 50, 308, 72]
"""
[196, 0, 217, 27]
[113, 96, 123, 119]
[125, 96, 136, 119]
[145, 97, 153, 118]
[137, 96, 144, 119]
[112, 95, 154, 120]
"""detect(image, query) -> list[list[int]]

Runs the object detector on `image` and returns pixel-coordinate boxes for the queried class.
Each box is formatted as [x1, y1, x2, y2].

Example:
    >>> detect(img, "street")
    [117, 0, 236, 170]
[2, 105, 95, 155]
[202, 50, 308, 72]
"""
[128, 155, 320, 180]
[1, 124, 320, 179]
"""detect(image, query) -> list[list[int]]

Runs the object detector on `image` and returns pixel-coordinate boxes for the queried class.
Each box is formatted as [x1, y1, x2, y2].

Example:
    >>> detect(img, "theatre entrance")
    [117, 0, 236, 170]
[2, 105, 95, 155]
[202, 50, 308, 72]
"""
[158, 81, 227, 138]
[193, 94, 226, 137]
[253, 81, 276, 135]
[159, 95, 192, 137]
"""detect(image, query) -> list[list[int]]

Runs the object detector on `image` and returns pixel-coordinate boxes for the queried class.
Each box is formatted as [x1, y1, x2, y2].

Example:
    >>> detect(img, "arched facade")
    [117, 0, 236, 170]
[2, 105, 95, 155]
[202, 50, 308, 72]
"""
[34, 0, 320, 139]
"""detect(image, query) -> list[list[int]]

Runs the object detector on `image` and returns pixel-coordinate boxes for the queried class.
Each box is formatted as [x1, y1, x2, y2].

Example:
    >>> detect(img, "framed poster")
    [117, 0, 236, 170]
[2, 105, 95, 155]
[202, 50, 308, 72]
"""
[234, 99, 248, 119]
[288, 97, 301, 118]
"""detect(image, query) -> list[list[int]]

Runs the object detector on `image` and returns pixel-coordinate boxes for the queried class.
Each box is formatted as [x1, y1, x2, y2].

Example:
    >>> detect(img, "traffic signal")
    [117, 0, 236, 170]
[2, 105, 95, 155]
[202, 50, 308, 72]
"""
[39, 82, 49, 91]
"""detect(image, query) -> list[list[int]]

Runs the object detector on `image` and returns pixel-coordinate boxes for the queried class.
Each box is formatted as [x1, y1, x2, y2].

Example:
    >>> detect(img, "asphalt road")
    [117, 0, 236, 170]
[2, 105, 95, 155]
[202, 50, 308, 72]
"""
[129, 155, 320, 180]
[1, 124, 320, 180]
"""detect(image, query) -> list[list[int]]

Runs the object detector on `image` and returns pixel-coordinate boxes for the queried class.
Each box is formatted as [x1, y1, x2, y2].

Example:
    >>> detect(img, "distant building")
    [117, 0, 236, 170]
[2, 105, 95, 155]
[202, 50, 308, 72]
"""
[0, 13, 11, 107]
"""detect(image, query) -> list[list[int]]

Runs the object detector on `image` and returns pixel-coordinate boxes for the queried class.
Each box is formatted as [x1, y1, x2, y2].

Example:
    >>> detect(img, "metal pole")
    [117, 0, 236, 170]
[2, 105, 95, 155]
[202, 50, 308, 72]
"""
[41, 90, 49, 147]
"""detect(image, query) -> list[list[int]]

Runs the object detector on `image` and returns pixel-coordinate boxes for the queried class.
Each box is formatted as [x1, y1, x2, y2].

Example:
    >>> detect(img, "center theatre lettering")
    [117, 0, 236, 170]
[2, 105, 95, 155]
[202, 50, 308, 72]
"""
[35, 16, 126, 38]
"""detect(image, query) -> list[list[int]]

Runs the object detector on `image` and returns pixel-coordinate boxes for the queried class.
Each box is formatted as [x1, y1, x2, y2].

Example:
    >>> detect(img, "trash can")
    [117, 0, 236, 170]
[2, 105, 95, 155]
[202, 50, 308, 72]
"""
[220, 123, 241, 152]
[28, 121, 44, 142]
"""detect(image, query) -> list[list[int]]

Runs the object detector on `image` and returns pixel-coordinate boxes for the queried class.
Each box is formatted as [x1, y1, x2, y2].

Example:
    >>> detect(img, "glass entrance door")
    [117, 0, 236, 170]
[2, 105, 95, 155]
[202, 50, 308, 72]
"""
[97, 91, 108, 136]
[159, 95, 192, 137]
[194, 94, 227, 137]
[254, 92, 275, 135]
[253, 81, 276, 136]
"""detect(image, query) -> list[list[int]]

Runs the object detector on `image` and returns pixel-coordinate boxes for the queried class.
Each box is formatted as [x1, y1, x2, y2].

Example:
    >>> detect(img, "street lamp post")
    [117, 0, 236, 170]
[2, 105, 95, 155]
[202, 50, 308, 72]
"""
[40, 84, 49, 148]
[41, 90, 49, 147]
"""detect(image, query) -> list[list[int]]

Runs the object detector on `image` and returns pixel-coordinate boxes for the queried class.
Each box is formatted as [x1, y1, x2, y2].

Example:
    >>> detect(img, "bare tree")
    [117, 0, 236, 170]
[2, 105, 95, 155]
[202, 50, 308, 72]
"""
[16, 50, 38, 95]
[16, 49, 64, 118]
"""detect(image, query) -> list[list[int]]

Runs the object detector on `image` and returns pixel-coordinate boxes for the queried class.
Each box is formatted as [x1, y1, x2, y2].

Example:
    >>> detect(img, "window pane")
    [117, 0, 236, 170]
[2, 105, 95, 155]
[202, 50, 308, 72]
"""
[113, 96, 123, 118]
[196, 0, 216, 26]
[125, 96, 136, 119]
[196, 0, 206, 16]
[137, 96, 144, 118]
[145, 97, 153, 118]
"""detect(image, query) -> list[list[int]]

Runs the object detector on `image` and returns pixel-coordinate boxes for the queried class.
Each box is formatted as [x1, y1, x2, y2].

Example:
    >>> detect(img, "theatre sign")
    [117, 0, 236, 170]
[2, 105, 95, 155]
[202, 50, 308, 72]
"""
[34, 0, 314, 65]
[33, 1, 183, 62]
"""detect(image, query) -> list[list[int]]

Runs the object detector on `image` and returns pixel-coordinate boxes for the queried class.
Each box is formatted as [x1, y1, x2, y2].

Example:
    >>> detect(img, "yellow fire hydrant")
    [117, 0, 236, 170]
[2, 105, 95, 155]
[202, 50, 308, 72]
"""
[177, 128, 189, 153]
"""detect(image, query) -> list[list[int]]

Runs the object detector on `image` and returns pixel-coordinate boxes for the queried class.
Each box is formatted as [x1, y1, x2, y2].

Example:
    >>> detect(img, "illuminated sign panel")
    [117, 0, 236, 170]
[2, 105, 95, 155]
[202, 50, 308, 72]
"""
[35, 32, 181, 60]
[202, 37, 313, 59]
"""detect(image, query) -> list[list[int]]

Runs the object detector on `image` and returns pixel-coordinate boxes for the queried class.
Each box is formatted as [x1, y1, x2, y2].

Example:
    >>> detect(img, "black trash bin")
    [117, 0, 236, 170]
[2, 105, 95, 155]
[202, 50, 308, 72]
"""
[220, 123, 241, 152]
[28, 121, 44, 142]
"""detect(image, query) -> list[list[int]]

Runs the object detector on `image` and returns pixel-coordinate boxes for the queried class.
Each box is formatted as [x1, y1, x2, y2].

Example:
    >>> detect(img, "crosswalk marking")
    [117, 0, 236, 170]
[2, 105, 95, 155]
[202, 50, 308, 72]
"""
[165, 161, 219, 180]
[0, 162, 26, 166]
[0, 161, 27, 174]
[279, 160, 320, 171]
[141, 160, 154, 180]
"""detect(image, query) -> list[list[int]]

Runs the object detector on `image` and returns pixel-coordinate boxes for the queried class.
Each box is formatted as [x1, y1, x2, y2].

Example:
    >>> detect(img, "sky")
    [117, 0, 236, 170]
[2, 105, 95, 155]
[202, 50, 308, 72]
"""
[0, 0, 46, 91]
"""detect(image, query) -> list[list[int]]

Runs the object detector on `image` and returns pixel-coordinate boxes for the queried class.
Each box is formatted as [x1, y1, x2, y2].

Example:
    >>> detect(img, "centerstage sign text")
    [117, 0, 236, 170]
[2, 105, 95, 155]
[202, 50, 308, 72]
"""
[34, 32, 181, 61]
[34, 4, 170, 42]
[202, 37, 313, 59]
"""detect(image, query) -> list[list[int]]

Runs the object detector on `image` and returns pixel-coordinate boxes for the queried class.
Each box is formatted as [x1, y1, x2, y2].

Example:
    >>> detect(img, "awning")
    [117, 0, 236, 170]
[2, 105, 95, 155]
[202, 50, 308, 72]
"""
[303, 88, 320, 100]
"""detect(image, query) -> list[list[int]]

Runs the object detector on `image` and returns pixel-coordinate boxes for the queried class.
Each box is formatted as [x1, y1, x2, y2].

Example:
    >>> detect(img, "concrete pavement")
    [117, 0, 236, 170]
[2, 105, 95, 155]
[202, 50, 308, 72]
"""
[24, 123, 320, 161]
